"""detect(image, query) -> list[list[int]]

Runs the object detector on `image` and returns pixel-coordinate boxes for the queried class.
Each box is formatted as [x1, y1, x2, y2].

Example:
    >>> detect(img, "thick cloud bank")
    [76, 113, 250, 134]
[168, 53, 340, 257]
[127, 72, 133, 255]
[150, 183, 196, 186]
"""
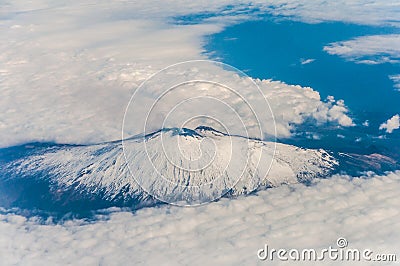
[5, 0, 398, 147]
[1, 171, 399, 265]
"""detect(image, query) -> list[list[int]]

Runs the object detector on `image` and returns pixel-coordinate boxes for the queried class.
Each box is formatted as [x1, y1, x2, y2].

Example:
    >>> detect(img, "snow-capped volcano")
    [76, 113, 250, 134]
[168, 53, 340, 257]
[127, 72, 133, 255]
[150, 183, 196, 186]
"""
[1, 126, 338, 211]
[123, 126, 272, 205]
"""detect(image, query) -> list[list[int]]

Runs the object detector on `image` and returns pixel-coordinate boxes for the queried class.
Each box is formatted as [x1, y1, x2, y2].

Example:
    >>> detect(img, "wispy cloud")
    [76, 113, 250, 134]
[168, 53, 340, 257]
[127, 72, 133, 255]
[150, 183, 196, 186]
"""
[300, 58, 315, 65]
[323, 34, 400, 64]
[389, 74, 400, 91]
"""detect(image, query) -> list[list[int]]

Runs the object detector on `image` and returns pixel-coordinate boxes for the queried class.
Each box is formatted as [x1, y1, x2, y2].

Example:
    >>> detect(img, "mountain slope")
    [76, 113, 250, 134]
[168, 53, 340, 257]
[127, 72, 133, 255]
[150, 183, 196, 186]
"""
[1, 127, 338, 211]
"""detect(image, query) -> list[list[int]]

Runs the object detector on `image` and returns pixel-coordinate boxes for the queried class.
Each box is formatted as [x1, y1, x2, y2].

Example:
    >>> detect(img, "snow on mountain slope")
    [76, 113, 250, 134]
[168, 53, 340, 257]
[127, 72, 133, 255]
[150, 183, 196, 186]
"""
[3, 126, 337, 209]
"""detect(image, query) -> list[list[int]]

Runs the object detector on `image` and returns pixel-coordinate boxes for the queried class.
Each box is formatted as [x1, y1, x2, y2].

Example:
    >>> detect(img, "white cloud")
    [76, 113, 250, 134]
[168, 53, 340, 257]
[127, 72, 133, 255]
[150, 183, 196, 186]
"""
[261, 0, 400, 26]
[0, 4, 223, 146]
[324, 34, 400, 64]
[300, 58, 315, 65]
[260, 82, 354, 137]
[379, 114, 400, 133]
[389, 74, 400, 91]
[0, 171, 399, 265]
[0, 0, 361, 147]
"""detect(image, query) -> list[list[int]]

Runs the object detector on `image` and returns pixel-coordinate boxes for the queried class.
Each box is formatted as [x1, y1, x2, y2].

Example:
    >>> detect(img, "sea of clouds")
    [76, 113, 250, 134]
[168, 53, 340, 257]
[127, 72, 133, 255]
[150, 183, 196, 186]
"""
[5, 0, 398, 147]
[1, 0, 400, 265]
[1, 171, 399, 265]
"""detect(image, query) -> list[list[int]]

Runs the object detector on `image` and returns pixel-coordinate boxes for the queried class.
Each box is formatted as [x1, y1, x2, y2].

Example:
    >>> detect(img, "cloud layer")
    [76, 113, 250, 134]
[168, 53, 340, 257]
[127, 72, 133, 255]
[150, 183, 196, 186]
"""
[1, 171, 399, 265]
[4, 0, 398, 147]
